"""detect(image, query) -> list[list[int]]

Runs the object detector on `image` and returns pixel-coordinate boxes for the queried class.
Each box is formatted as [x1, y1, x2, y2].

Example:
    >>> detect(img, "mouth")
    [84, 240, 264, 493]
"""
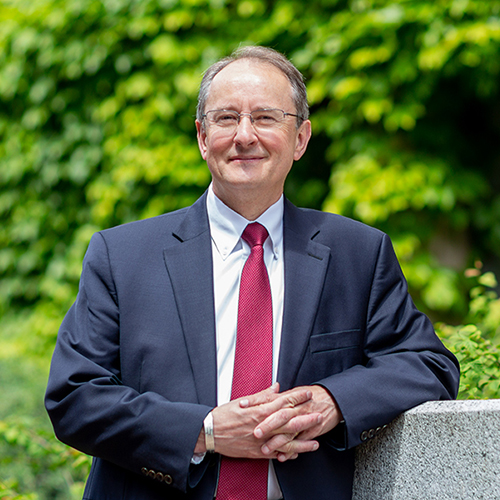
[229, 155, 265, 162]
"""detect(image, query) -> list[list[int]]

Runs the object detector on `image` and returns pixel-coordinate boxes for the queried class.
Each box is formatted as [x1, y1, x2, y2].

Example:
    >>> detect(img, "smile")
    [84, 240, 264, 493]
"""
[229, 156, 265, 162]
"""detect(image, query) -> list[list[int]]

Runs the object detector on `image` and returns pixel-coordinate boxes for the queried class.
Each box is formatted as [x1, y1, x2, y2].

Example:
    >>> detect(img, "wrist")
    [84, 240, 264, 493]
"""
[203, 411, 215, 453]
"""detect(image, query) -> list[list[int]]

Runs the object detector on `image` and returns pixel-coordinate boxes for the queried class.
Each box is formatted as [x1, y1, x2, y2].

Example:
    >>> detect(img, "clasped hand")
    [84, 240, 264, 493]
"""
[195, 383, 342, 462]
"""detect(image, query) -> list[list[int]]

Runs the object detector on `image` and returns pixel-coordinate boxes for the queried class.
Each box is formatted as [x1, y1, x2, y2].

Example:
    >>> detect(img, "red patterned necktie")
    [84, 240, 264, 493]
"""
[216, 222, 273, 500]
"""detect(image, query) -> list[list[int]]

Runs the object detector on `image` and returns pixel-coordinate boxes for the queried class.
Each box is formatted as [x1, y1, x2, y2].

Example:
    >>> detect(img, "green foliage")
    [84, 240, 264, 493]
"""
[0, 417, 90, 500]
[1, 0, 500, 498]
[2, 0, 500, 335]
[437, 267, 500, 399]
[301, 0, 500, 317]
[467, 272, 500, 341]
[0, 318, 88, 500]
[0, 482, 38, 500]
[439, 324, 500, 399]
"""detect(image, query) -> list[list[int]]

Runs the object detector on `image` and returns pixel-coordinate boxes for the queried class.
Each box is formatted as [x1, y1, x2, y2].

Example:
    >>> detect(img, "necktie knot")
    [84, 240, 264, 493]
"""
[242, 222, 268, 248]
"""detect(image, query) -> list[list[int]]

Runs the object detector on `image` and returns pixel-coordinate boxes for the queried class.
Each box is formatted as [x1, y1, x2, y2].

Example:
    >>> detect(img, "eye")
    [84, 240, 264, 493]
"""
[252, 110, 281, 126]
[213, 111, 239, 126]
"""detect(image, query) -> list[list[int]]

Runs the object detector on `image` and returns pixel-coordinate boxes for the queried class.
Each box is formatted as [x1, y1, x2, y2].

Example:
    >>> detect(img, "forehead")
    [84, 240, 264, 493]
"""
[206, 59, 295, 110]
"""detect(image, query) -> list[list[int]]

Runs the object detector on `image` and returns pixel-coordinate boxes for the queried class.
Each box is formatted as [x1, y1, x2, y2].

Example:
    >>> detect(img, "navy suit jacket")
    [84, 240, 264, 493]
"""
[45, 193, 459, 500]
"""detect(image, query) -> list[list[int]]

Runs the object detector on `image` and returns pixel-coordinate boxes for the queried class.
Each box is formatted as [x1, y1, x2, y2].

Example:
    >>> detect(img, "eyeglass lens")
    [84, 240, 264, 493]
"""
[205, 109, 290, 129]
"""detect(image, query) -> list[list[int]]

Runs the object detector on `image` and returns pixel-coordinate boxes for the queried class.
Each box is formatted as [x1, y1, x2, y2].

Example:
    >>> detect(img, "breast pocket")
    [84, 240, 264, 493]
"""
[310, 329, 362, 354]
[308, 329, 363, 377]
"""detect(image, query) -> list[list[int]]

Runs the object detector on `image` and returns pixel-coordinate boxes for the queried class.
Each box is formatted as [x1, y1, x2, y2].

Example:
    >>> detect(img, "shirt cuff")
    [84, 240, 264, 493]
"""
[191, 452, 206, 465]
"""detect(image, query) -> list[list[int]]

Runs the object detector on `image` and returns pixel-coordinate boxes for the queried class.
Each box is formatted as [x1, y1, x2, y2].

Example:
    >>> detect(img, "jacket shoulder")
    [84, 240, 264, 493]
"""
[96, 192, 209, 247]
[99, 206, 190, 242]
[285, 202, 386, 245]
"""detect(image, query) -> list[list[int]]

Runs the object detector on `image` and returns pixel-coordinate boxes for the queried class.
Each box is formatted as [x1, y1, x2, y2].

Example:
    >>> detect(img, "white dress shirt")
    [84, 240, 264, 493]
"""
[207, 184, 284, 500]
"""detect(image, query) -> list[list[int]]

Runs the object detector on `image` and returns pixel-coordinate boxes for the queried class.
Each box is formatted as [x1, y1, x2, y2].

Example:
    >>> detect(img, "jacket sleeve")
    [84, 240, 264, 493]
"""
[44, 232, 212, 493]
[316, 233, 460, 450]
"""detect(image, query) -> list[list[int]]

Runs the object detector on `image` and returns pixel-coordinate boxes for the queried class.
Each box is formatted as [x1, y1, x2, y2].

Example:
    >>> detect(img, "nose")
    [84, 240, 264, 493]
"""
[233, 114, 258, 146]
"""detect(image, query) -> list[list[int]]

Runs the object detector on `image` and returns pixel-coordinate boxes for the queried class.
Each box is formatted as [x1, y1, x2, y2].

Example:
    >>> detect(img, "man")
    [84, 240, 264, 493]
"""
[45, 46, 459, 500]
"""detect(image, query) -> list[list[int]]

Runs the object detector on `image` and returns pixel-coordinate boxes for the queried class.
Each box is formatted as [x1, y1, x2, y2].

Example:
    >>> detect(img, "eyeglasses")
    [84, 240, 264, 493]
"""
[202, 109, 304, 132]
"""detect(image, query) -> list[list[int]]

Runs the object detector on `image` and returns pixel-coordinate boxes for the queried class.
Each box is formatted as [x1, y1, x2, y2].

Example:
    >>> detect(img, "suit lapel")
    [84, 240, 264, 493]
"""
[162, 194, 217, 407]
[277, 200, 331, 389]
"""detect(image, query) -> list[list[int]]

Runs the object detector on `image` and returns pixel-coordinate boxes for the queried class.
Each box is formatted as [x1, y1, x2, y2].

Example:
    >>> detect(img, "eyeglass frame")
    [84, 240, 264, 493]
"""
[201, 108, 305, 131]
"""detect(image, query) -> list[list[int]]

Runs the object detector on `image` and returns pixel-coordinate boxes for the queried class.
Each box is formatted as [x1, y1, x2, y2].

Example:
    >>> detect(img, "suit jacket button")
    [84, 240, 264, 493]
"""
[148, 470, 156, 479]
[141, 467, 148, 476]
[360, 430, 368, 441]
[163, 474, 173, 485]
[368, 429, 375, 439]
[155, 472, 164, 481]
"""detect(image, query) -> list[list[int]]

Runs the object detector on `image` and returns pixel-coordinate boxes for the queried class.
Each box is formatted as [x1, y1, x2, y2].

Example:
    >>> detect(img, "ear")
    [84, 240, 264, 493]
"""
[196, 120, 208, 160]
[293, 119, 312, 161]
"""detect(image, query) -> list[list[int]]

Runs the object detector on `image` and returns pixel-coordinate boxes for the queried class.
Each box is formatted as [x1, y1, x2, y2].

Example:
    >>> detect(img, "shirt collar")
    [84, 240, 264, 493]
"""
[206, 184, 283, 260]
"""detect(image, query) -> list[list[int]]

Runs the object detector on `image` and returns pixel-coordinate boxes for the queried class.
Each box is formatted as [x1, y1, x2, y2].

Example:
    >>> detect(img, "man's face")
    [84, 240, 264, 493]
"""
[196, 59, 311, 211]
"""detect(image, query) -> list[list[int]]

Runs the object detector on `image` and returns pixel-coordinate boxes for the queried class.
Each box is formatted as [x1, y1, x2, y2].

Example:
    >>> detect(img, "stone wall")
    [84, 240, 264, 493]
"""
[352, 400, 500, 500]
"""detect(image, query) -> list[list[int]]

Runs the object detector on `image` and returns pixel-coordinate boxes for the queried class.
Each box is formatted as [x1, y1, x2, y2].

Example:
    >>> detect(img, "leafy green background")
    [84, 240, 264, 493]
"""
[1, 0, 499, 498]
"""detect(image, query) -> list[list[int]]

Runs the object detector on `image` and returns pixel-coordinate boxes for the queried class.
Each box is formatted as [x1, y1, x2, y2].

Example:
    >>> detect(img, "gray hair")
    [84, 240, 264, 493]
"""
[196, 46, 309, 127]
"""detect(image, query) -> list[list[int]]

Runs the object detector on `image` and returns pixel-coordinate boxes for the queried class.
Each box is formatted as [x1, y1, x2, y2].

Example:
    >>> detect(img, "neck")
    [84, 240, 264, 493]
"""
[212, 185, 282, 221]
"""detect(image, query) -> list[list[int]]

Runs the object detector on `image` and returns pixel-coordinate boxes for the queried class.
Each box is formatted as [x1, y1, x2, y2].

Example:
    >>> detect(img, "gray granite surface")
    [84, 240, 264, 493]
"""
[352, 400, 500, 499]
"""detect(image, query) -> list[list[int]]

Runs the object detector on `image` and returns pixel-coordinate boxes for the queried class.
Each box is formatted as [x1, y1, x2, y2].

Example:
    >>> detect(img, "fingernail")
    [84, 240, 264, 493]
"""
[262, 445, 270, 455]
[313, 442, 319, 451]
[254, 428, 263, 439]
[240, 398, 249, 407]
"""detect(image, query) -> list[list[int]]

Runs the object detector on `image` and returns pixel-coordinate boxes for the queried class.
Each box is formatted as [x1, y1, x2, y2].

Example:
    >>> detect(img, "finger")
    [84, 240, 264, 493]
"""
[275, 452, 298, 462]
[277, 453, 295, 462]
[254, 408, 296, 439]
[275, 440, 319, 462]
[251, 390, 314, 438]
[255, 411, 322, 440]
[247, 386, 312, 414]
[261, 433, 297, 456]
[278, 387, 313, 408]
[295, 425, 325, 442]
[239, 383, 280, 408]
